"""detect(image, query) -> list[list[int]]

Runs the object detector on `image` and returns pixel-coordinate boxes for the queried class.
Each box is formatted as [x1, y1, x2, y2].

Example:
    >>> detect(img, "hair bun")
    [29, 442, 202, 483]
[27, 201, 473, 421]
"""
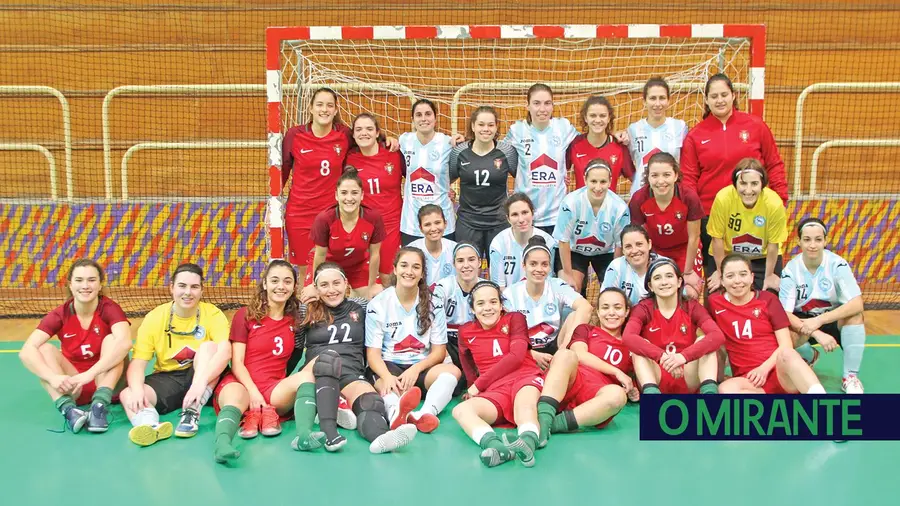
[526, 235, 547, 248]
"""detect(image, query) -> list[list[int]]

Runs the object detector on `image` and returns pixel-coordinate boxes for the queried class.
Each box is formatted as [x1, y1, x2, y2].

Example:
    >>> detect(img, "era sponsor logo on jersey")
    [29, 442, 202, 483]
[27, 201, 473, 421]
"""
[731, 234, 763, 255]
[384, 163, 394, 174]
[574, 236, 607, 254]
[739, 130, 750, 143]
[171, 346, 196, 367]
[393, 335, 426, 354]
[529, 154, 559, 186]
[642, 147, 661, 165]
[801, 299, 831, 314]
[410, 167, 437, 200]
[528, 322, 555, 347]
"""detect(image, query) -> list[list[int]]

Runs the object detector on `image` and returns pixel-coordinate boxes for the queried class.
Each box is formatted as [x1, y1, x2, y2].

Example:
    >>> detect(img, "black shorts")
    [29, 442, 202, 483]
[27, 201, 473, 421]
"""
[145, 367, 194, 415]
[454, 221, 506, 267]
[554, 250, 615, 293]
[532, 338, 559, 355]
[445, 333, 466, 396]
[705, 253, 783, 292]
[367, 361, 429, 393]
[794, 311, 842, 346]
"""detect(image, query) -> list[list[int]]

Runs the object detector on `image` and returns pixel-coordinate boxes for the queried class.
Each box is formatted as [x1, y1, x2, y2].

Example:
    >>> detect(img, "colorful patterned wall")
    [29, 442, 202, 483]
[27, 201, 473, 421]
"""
[1, 198, 897, 315]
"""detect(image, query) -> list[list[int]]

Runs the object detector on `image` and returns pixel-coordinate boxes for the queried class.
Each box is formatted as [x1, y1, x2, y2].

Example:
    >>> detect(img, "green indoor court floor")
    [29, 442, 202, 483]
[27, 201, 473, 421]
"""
[2, 338, 898, 506]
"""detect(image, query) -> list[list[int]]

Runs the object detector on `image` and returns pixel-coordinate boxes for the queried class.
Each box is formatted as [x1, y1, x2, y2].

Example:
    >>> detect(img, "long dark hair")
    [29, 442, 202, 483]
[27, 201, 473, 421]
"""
[248, 260, 300, 322]
[393, 247, 434, 335]
[702, 73, 739, 119]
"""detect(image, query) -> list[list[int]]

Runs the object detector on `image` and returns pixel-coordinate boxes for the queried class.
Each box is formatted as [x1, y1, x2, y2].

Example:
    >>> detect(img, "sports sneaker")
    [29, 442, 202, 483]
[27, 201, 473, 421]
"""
[337, 396, 357, 430]
[407, 411, 440, 433]
[86, 402, 109, 433]
[324, 433, 348, 452]
[175, 408, 200, 438]
[260, 406, 282, 437]
[842, 375, 864, 394]
[369, 423, 417, 454]
[129, 421, 173, 447]
[64, 406, 88, 433]
[390, 387, 422, 430]
[504, 432, 537, 468]
[291, 431, 327, 452]
[239, 408, 261, 439]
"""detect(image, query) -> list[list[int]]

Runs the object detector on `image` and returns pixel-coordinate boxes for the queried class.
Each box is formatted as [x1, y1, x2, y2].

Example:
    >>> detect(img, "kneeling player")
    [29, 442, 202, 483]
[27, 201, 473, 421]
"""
[623, 258, 724, 395]
[452, 281, 569, 468]
[712, 254, 825, 394]
[538, 288, 637, 443]
[19, 259, 132, 433]
[290, 262, 418, 454]
[779, 218, 866, 393]
[119, 263, 231, 446]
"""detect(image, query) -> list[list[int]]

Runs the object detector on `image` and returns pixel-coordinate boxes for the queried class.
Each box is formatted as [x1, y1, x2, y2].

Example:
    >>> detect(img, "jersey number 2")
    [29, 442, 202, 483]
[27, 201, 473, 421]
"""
[328, 323, 353, 344]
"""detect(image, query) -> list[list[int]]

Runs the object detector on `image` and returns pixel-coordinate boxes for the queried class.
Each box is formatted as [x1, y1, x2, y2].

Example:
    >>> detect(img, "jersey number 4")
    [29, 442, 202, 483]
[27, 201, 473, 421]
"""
[328, 323, 353, 344]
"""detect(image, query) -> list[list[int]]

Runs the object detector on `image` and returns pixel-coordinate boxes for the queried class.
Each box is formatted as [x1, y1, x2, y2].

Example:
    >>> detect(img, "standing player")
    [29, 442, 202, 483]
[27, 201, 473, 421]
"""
[489, 193, 556, 288]
[288, 262, 419, 454]
[601, 225, 658, 305]
[433, 243, 487, 378]
[623, 258, 724, 395]
[505, 83, 579, 235]
[452, 281, 571, 468]
[538, 288, 636, 443]
[706, 159, 787, 293]
[366, 247, 462, 434]
[504, 236, 593, 367]
[567, 95, 634, 192]
[119, 263, 231, 446]
[211, 260, 303, 463]
[681, 74, 788, 272]
[345, 113, 405, 287]
[553, 159, 630, 294]
[408, 205, 458, 288]
[300, 169, 384, 301]
[624, 77, 689, 197]
[779, 218, 866, 393]
[400, 99, 456, 244]
[711, 254, 826, 394]
[20, 259, 132, 433]
[449, 106, 519, 260]
[629, 152, 704, 297]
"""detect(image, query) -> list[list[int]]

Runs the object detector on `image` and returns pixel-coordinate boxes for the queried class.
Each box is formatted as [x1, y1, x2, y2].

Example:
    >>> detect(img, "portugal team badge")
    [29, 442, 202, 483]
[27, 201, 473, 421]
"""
[739, 130, 750, 143]
[361, 232, 369, 242]
[333, 144, 342, 155]
[494, 158, 503, 170]
[680, 323, 687, 334]
[384, 163, 393, 174]
[93, 326, 100, 335]
[675, 211, 683, 220]
[349, 311, 359, 322]
[753, 308, 761, 318]
[610, 155, 618, 165]
[501, 325, 509, 334]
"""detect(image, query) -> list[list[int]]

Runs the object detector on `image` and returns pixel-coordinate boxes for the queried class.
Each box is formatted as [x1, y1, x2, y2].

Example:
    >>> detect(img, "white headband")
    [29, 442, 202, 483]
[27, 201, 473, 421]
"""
[314, 267, 347, 285]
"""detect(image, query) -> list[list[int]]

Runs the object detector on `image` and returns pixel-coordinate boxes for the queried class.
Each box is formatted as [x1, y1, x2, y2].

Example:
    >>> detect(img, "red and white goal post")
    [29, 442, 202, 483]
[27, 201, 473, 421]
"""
[264, 24, 766, 260]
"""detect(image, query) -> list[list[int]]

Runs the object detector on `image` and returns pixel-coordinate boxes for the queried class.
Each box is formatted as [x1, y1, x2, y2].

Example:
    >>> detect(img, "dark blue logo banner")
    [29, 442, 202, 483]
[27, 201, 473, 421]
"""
[639, 395, 900, 441]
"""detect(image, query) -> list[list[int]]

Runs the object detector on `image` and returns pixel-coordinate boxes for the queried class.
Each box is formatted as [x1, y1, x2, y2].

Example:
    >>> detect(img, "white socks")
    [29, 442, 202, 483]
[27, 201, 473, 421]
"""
[471, 426, 493, 445]
[383, 392, 400, 423]
[131, 407, 160, 427]
[840, 324, 866, 378]
[806, 384, 826, 394]
[414, 373, 458, 417]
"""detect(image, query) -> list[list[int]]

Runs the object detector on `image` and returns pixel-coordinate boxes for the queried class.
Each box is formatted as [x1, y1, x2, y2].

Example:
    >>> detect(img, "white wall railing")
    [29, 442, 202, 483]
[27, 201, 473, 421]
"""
[808, 139, 900, 199]
[0, 144, 58, 200]
[0, 86, 72, 200]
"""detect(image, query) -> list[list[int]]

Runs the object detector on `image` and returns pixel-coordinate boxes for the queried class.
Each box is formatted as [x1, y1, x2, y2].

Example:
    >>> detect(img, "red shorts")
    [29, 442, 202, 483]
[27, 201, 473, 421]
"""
[212, 373, 280, 414]
[70, 359, 121, 406]
[379, 227, 401, 275]
[759, 369, 788, 394]
[477, 371, 545, 425]
[284, 214, 314, 266]
[559, 368, 616, 428]
[303, 253, 370, 289]
[659, 247, 704, 278]
[659, 367, 698, 394]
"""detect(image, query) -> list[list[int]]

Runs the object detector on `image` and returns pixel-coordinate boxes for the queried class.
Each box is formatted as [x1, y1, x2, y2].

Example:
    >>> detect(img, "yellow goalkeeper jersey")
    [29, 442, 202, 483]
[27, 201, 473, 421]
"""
[132, 301, 230, 372]
[707, 186, 788, 260]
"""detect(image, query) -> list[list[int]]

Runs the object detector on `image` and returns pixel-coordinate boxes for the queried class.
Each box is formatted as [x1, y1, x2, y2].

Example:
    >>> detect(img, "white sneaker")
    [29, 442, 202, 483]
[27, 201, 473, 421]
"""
[842, 375, 864, 394]
[369, 423, 417, 454]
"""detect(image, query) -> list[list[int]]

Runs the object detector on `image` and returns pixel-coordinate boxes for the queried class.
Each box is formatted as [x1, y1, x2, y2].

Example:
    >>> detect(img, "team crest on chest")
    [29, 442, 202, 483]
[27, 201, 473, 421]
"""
[362, 232, 369, 242]
[501, 324, 509, 334]
[739, 130, 750, 143]
[494, 158, 503, 170]
[680, 323, 687, 334]
[753, 307, 761, 318]
[384, 163, 394, 175]
[333, 144, 342, 155]
[675, 211, 683, 221]
[544, 303, 557, 316]
[93, 326, 100, 335]
[610, 155, 618, 165]
[551, 135, 561, 147]
[349, 311, 359, 322]
[818, 277, 833, 291]
[429, 149, 440, 161]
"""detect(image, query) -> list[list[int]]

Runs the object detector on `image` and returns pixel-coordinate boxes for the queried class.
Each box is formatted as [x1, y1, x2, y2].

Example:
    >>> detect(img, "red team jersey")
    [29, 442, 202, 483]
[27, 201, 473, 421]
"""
[707, 291, 789, 377]
[282, 123, 351, 218]
[570, 324, 633, 377]
[37, 296, 129, 368]
[623, 298, 724, 362]
[567, 135, 635, 192]
[310, 205, 386, 267]
[629, 184, 705, 274]
[345, 145, 405, 228]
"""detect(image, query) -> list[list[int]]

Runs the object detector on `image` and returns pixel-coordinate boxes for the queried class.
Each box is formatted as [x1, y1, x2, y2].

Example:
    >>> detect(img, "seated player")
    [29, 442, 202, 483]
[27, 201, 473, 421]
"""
[489, 193, 556, 288]
[629, 152, 704, 297]
[433, 243, 487, 380]
[538, 287, 637, 444]
[452, 281, 571, 468]
[706, 158, 787, 293]
[19, 259, 132, 433]
[119, 263, 231, 446]
[345, 113, 406, 287]
[212, 260, 307, 463]
[779, 218, 865, 393]
[710, 253, 826, 394]
[504, 236, 593, 368]
[366, 247, 461, 434]
[408, 204, 457, 289]
[601, 225, 659, 306]
[289, 262, 418, 454]
[623, 258, 724, 395]
[300, 169, 384, 302]
[553, 158, 630, 294]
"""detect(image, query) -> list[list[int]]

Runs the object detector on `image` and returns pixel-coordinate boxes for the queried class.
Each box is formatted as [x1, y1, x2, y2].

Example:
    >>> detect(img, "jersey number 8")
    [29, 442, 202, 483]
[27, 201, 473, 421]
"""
[320, 160, 331, 177]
